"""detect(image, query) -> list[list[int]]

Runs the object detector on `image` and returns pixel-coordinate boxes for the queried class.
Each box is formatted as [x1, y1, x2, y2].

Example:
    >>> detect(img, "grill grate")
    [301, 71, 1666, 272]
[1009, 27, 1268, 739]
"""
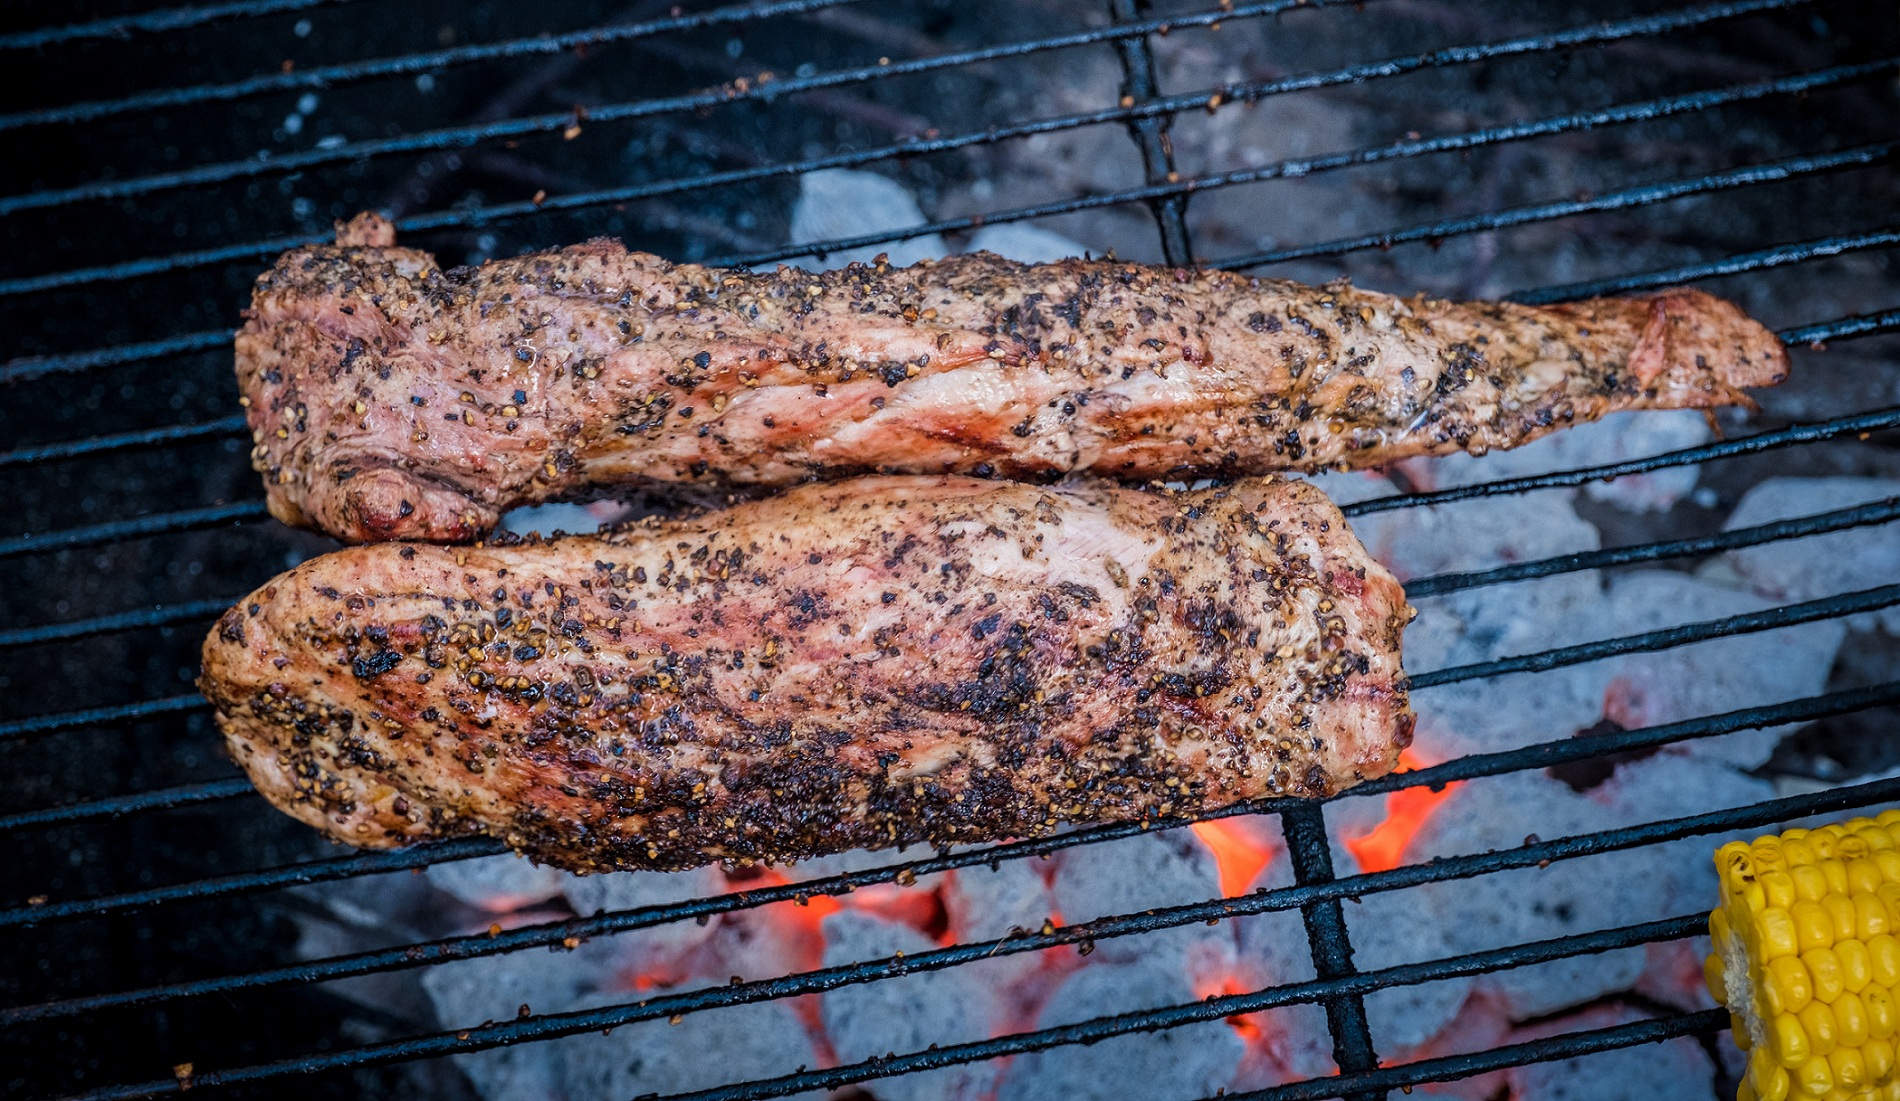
[2, 0, 1897, 1098]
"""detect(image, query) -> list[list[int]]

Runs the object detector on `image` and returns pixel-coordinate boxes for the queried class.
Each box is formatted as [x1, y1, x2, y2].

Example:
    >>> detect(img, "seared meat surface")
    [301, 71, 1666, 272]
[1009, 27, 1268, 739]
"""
[241, 214, 1787, 543]
[201, 476, 1411, 872]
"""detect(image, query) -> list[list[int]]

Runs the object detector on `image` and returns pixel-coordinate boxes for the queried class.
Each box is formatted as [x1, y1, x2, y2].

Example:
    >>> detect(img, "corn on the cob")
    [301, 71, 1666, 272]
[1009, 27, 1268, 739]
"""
[1706, 811, 1900, 1101]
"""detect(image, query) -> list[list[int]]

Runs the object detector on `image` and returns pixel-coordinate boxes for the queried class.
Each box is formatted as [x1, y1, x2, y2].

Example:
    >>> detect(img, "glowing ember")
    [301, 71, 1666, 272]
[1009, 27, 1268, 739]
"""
[1341, 749, 1462, 874]
[1191, 819, 1279, 897]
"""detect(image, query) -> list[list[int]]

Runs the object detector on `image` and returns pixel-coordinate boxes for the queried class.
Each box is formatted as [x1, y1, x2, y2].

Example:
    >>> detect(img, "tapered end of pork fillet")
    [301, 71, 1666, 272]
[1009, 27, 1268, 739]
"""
[1559, 287, 1790, 405]
[198, 475, 1412, 870]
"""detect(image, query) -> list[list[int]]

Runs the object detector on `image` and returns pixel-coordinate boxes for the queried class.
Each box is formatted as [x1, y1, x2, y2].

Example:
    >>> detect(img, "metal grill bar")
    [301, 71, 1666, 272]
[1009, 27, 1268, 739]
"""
[0, 779, 253, 834]
[1405, 498, 1900, 598]
[1223, 1010, 1730, 1101]
[700, 57, 1896, 270]
[0, 330, 230, 386]
[1515, 227, 1900, 304]
[0, 836, 502, 931]
[0, 0, 1355, 219]
[0, 599, 234, 650]
[0, 0, 873, 131]
[0, 502, 269, 561]
[0, 417, 247, 468]
[1215, 142, 1899, 271]
[1280, 802, 1383, 1098]
[652, 915, 1708, 1101]
[1410, 583, 1900, 690]
[43, 774, 1900, 1101]
[1109, 0, 1193, 266]
[1350, 680, 1900, 798]
[0, 0, 359, 51]
[1343, 405, 1900, 518]
[9, 682, 1887, 1028]
[1766, 306, 1900, 347]
[0, 0, 1793, 301]
[0, 694, 206, 745]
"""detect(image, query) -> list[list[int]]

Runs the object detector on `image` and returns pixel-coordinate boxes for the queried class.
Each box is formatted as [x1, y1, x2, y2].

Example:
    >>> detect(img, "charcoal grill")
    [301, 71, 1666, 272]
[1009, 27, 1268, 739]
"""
[2, 0, 1898, 1097]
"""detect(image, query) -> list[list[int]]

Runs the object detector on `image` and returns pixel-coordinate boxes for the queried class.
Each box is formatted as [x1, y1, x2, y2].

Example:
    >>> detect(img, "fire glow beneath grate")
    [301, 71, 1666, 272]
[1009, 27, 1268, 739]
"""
[0, 0, 1896, 1099]
[1338, 750, 1461, 876]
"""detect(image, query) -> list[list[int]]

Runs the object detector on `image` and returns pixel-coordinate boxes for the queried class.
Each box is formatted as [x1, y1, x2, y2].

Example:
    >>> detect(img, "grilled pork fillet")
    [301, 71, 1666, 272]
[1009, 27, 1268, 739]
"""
[241, 214, 1787, 544]
[201, 475, 1411, 872]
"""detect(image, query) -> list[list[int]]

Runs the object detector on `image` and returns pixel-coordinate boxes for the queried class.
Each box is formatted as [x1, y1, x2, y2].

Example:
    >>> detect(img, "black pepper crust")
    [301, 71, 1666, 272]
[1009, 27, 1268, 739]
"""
[200, 475, 1413, 873]
[239, 213, 1787, 544]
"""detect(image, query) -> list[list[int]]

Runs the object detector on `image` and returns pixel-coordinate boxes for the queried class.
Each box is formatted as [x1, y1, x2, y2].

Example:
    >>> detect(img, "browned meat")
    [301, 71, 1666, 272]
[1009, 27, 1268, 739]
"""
[200, 475, 1412, 872]
[240, 213, 1787, 543]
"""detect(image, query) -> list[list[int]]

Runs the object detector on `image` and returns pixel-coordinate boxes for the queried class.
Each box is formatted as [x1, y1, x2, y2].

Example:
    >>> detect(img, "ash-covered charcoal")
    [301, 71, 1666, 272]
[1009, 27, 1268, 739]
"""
[425, 853, 569, 913]
[1048, 829, 1234, 982]
[1230, 856, 1349, 1085]
[940, 858, 1059, 991]
[421, 938, 625, 1101]
[1394, 408, 1713, 513]
[1366, 771, 1657, 1023]
[1720, 476, 1900, 634]
[561, 864, 728, 969]
[790, 168, 948, 270]
[554, 996, 823, 1101]
[238, 213, 1785, 544]
[1349, 485, 1603, 586]
[995, 958, 1247, 1101]
[200, 475, 1413, 873]
[1502, 1003, 1716, 1101]
[1598, 570, 1845, 770]
[819, 910, 1003, 1101]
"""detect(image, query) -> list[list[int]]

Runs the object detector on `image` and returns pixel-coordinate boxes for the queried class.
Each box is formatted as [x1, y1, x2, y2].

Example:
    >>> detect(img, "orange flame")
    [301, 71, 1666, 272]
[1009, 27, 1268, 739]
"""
[1194, 975, 1270, 1045]
[1341, 749, 1461, 874]
[1191, 819, 1278, 897]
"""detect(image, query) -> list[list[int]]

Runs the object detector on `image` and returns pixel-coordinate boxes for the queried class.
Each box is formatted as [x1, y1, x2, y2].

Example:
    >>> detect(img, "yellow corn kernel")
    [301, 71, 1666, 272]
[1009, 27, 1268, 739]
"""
[1854, 892, 1891, 939]
[1803, 947, 1846, 1003]
[1878, 883, 1900, 921]
[1751, 1046, 1792, 1101]
[1875, 850, 1900, 884]
[1865, 984, 1897, 1040]
[1794, 1053, 1833, 1097]
[1822, 861, 1852, 900]
[1827, 1045, 1866, 1092]
[1794, 865, 1833, 902]
[1872, 934, 1900, 988]
[1761, 907, 1803, 960]
[1862, 1035, 1894, 1082]
[1768, 956, 1815, 1015]
[1763, 869, 1801, 910]
[1773, 1012, 1813, 1067]
[1825, 894, 1859, 941]
[1799, 1000, 1839, 1057]
[1835, 989, 1870, 1048]
[1794, 900, 1837, 951]
[1878, 810, 1900, 828]
[1786, 838, 1820, 867]
[1836, 938, 1874, 993]
[1849, 858, 1887, 896]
